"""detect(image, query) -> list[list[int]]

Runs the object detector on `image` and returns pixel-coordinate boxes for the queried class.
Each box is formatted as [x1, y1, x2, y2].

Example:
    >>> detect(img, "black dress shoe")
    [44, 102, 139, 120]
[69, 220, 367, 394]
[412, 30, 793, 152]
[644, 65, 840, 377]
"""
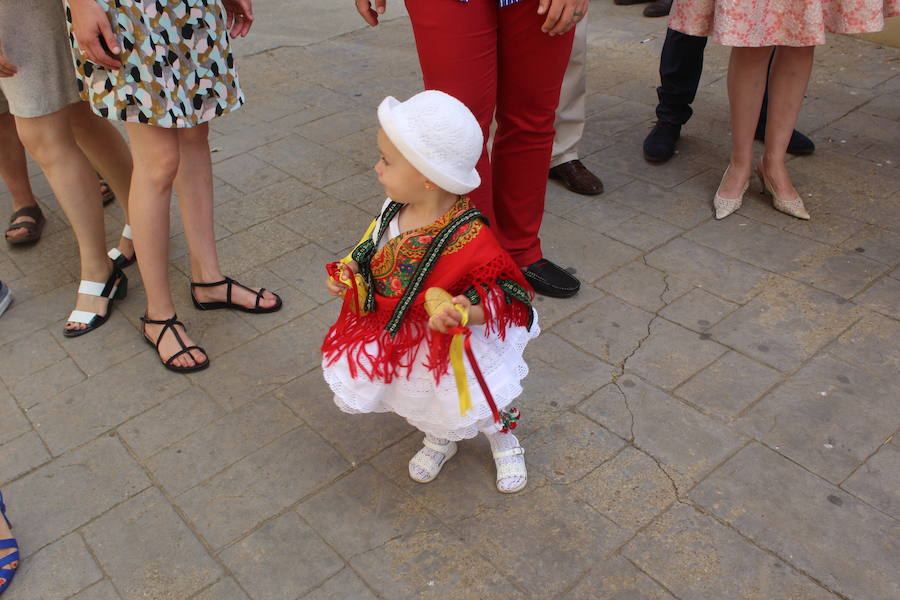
[643, 0, 672, 16]
[549, 160, 604, 195]
[643, 121, 682, 163]
[523, 259, 580, 298]
[755, 123, 816, 155]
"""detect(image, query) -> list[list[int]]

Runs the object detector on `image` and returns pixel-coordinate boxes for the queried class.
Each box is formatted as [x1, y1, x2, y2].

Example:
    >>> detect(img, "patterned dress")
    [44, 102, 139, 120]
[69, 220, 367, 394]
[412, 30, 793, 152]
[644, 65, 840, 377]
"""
[669, 0, 900, 46]
[66, 0, 243, 128]
[323, 198, 540, 441]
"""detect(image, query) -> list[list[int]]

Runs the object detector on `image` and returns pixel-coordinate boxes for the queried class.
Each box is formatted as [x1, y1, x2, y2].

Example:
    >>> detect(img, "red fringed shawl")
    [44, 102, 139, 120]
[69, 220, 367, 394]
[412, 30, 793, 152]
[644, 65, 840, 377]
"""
[321, 200, 532, 384]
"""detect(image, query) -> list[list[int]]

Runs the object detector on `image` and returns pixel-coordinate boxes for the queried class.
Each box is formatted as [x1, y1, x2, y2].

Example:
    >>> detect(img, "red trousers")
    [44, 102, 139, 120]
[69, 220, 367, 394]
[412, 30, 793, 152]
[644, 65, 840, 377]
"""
[405, 0, 575, 266]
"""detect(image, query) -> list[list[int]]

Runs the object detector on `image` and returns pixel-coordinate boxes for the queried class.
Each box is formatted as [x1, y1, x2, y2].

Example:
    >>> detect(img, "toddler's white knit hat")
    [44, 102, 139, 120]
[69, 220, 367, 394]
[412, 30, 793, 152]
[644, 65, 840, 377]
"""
[377, 90, 482, 195]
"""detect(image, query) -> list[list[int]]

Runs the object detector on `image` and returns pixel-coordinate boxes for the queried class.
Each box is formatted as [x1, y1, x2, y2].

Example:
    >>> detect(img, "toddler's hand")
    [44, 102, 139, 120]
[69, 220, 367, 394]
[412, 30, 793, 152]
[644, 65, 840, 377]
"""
[429, 295, 471, 334]
[326, 275, 346, 297]
[325, 261, 357, 297]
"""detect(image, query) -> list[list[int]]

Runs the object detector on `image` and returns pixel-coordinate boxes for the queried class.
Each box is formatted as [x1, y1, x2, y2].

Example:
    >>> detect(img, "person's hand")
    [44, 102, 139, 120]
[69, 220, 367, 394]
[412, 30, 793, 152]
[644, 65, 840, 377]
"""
[69, 0, 122, 70]
[429, 295, 471, 334]
[222, 0, 254, 38]
[325, 260, 359, 296]
[538, 0, 588, 36]
[326, 274, 347, 297]
[0, 41, 16, 78]
[355, 0, 387, 27]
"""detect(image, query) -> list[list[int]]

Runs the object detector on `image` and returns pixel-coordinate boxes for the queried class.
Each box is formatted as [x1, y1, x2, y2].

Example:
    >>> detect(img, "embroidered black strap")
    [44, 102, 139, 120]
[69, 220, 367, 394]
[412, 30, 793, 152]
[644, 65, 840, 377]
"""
[385, 208, 484, 336]
[498, 278, 534, 330]
[352, 201, 404, 312]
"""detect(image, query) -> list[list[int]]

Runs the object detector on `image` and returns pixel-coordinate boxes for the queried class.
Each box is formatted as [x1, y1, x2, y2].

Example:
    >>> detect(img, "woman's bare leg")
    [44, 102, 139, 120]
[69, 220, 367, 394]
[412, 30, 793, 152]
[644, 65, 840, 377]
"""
[125, 122, 206, 368]
[0, 111, 40, 242]
[69, 101, 135, 258]
[174, 124, 276, 309]
[14, 106, 114, 331]
[719, 46, 771, 198]
[761, 46, 815, 198]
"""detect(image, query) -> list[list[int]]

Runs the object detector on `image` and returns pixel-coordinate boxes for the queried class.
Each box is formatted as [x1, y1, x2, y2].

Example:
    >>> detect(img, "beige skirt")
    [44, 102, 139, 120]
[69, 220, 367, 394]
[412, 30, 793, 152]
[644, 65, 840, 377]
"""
[0, 0, 81, 117]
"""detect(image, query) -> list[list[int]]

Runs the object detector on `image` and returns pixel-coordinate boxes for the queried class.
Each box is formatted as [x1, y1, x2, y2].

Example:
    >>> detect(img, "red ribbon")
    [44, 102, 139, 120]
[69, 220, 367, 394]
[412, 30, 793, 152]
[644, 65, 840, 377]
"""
[447, 326, 501, 425]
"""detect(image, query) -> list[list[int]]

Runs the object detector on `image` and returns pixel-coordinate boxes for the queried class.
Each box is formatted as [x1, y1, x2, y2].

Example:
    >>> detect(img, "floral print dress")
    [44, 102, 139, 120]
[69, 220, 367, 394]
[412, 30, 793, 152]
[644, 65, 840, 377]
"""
[67, 0, 243, 128]
[669, 0, 900, 46]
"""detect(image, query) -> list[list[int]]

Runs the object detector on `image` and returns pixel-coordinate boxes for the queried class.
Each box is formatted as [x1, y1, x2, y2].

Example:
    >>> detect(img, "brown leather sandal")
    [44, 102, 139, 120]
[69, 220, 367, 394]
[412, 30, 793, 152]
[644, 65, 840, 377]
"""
[6, 204, 45, 246]
[99, 176, 116, 206]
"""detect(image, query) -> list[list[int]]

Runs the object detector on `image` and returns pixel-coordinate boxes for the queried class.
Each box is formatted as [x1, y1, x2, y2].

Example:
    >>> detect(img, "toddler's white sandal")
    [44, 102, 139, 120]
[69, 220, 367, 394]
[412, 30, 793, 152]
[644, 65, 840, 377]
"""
[409, 438, 458, 483]
[493, 445, 527, 494]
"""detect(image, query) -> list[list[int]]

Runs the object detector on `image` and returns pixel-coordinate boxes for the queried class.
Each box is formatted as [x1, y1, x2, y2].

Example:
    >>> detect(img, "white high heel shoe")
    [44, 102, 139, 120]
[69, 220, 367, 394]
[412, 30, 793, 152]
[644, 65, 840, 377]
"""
[756, 167, 810, 220]
[713, 166, 748, 220]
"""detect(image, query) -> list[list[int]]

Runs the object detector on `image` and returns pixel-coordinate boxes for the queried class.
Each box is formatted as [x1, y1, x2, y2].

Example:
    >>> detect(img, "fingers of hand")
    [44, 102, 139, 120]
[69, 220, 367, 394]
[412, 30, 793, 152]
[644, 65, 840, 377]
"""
[357, 0, 378, 26]
[550, 5, 576, 35]
[375, 0, 387, 14]
[537, 0, 551, 15]
[541, 0, 564, 33]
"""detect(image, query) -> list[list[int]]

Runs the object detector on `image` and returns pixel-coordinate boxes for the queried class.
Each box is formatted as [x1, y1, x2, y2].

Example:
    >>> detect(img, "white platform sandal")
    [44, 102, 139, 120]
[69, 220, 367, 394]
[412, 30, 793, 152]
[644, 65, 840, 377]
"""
[409, 437, 458, 483]
[63, 268, 127, 338]
[108, 224, 136, 270]
[494, 445, 528, 494]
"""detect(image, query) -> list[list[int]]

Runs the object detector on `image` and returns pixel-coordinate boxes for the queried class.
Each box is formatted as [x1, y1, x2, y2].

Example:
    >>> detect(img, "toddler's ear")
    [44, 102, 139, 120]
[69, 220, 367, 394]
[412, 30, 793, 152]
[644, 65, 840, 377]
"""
[424, 179, 436, 191]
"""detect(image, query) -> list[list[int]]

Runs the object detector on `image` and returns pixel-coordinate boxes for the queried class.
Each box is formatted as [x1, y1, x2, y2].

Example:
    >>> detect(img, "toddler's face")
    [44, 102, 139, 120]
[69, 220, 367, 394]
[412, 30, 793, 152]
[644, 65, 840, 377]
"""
[374, 129, 427, 204]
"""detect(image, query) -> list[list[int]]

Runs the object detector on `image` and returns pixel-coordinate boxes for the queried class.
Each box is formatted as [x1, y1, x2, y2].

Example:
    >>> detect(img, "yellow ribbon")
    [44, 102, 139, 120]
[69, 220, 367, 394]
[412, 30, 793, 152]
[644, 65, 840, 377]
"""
[424, 287, 471, 416]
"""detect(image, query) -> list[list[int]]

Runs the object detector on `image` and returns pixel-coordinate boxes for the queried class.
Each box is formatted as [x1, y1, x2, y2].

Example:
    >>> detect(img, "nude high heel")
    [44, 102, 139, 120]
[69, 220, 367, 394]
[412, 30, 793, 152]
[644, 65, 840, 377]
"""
[713, 166, 748, 220]
[756, 166, 810, 220]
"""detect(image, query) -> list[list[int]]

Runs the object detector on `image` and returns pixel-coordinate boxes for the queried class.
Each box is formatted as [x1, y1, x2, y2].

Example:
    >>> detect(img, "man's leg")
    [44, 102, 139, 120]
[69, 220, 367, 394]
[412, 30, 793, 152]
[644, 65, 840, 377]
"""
[548, 18, 603, 196]
[643, 28, 707, 163]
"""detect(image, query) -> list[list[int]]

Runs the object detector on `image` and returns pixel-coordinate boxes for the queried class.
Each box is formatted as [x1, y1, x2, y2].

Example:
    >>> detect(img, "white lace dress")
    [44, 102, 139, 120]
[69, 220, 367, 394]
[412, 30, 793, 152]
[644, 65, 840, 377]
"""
[322, 211, 539, 441]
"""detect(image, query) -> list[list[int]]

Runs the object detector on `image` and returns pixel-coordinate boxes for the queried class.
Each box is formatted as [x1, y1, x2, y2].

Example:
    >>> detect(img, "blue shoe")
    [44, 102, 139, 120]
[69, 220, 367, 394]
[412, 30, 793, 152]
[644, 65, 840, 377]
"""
[0, 491, 20, 595]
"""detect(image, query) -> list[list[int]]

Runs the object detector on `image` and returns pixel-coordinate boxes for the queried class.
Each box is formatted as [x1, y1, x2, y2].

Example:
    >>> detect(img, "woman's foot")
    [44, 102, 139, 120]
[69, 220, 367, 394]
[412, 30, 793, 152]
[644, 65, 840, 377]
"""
[5, 199, 44, 244]
[141, 317, 208, 370]
[488, 432, 527, 493]
[757, 159, 810, 220]
[409, 436, 458, 483]
[64, 261, 124, 334]
[191, 277, 280, 311]
[713, 164, 750, 220]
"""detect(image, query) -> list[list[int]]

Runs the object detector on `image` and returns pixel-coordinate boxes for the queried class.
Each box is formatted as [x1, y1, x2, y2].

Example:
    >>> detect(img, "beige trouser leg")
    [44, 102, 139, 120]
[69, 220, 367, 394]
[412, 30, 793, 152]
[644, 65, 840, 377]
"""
[550, 17, 587, 168]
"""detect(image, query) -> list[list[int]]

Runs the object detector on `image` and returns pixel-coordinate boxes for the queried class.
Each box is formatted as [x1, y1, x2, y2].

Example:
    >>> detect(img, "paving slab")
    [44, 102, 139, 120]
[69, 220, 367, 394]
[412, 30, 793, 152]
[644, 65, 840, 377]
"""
[221, 512, 344, 600]
[708, 278, 861, 372]
[623, 504, 839, 600]
[578, 375, 745, 483]
[736, 353, 900, 483]
[176, 426, 348, 549]
[4, 436, 149, 556]
[562, 554, 676, 600]
[82, 488, 222, 600]
[842, 436, 900, 519]
[691, 443, 900, 600]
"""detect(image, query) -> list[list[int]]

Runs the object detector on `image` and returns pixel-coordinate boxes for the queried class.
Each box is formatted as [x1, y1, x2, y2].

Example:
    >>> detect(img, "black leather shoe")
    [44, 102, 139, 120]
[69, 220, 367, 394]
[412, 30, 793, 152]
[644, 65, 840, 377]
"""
[643, 121, 681, 163]
[523, 259, 580, 298]
[755, 124, 816, 155]
[643, 0, 672, 16]
[549, 160, 604, 195]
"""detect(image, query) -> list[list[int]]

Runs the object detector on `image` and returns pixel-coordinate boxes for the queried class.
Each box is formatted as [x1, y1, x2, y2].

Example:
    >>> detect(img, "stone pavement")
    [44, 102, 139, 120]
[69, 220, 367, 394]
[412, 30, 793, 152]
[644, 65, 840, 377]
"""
[1, 3, 899, 599]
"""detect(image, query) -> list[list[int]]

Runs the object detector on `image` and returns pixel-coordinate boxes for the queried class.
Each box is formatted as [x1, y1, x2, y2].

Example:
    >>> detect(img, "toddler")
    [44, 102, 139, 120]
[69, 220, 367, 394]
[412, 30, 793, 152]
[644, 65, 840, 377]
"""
[321, 91, 539, 493]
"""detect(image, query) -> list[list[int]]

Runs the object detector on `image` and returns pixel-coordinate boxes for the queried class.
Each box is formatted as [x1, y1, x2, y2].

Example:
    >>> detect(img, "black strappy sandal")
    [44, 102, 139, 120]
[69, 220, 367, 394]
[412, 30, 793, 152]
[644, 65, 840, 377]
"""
[190, 277, 283, 314]
[140, 314, 210, 373]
